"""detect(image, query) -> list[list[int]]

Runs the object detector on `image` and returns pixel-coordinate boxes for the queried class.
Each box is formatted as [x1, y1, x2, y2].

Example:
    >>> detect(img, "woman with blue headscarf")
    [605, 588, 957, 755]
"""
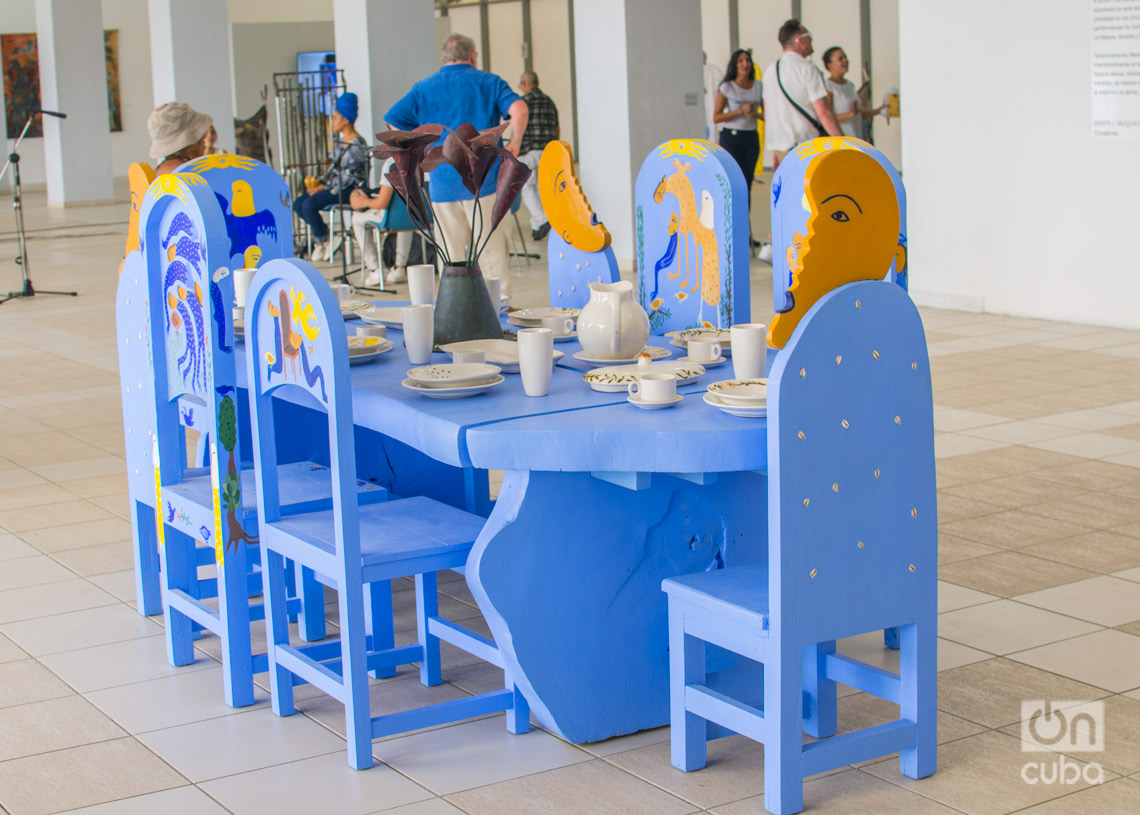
[293, 92, 370, 261]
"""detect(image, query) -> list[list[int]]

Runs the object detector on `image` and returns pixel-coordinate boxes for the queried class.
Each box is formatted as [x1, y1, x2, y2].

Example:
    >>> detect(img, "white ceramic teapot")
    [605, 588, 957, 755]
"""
[577, 280, 650, 360]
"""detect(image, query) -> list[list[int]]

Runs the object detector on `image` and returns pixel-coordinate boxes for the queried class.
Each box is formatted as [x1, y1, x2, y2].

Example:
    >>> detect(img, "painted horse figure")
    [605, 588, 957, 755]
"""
[653, 159, 720, 321]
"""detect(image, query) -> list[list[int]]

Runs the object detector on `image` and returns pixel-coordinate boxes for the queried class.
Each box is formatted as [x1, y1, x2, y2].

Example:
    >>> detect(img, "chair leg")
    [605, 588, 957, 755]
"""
[802, 640, 837, 739]
[512, 212, 531, 266]
[505, 679, 531, 734]
[365, 580, 396, 679]
[217, 542, 256, 708]
[899, 621, 937, 779]
[296, 565, 327, 642]
[765, 647, 806, 815]
[159, 526, 196, 667]
[668, 603, 708, 771]
[884, 626, 901, 650]
[132, 500, 162, 616]
[338, 579, 374, 770]
[414, 572, 442, 687]
[263, 548, 297, 717]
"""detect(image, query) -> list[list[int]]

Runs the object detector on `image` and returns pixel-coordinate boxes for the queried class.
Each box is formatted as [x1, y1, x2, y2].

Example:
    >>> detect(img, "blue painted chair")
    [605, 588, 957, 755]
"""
[662, 280, 937, 815]
[136, 174, 385, 708]
[245, 257, 530, 769]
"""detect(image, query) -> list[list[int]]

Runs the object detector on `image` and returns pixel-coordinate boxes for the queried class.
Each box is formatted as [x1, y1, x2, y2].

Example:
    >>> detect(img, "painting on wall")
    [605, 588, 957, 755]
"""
[1, 30, 123, 138]
[2, 33, 42, 138]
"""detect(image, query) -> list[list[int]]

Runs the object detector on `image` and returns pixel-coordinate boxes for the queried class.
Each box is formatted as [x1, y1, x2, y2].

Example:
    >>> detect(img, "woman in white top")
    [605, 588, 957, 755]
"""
[822, 47, 884, 139]
[713, 49, 763, 220]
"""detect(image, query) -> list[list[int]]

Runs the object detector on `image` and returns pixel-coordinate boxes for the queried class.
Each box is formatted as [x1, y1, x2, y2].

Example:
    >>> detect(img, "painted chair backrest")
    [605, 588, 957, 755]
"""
[547, 234, 620, 310]
[119, 162, 156, 275]
[177, 154, 294, 271]
[766, 280, 935, 646]
[634, 138, 750, 334]
[139, 173, 242, 564]
[245, 258, 360, 564]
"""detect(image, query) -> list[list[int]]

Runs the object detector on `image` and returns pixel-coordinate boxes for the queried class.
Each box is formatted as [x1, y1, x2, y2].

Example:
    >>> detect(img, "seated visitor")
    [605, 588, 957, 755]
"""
[148, 102, 212, 175]
[348, 156, 413, 285]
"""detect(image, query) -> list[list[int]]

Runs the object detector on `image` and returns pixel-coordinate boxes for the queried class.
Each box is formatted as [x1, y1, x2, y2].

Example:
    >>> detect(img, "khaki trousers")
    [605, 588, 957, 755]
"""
[432, 193, 511, 296]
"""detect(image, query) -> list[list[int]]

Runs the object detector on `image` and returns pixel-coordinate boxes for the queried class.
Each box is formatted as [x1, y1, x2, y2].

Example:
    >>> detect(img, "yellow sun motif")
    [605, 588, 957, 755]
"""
[147, 174, 191, 204]
[289, 286, 321, 342]
[183, 154, 258, 172]
[793, 137, 872, 162]
[658, 139, 711, 162]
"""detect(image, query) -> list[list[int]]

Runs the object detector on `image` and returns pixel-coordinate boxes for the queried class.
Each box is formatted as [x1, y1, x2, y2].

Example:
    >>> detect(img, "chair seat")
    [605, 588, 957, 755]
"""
[662, 562, 771, 631]
[165, 461, 386, 530]
[271, 495, 485, 568]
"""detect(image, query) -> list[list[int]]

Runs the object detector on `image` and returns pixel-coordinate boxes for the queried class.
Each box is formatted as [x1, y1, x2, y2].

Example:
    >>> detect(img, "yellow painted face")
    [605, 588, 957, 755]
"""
[538, 140, 611, 252]
[768, 149, 902, 349]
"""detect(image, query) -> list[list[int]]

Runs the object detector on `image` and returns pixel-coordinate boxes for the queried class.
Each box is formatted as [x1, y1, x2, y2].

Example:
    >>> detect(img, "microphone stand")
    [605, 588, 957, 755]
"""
[0, 112, 78, 305]
[329, 139, 392, 294]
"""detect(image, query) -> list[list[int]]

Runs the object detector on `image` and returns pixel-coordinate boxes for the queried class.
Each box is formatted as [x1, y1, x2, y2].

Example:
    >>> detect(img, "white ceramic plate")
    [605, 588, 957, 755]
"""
[509, 307, 580, 324]
[440, 339, 564, 373]
[406, 362, 502, 389]
[340, 299, 373, 319]
[401, 375, 505, 399]
[582, 362, 706, 392]
[348, 336, 391, 356]
[349, 344, 392, 365]
[572, 345, 671, 365]
[703, 391, 767, 418]
[706, 379, 768, 405]
[666, 328, 732, 346]
[628, 393, 683, 410]
[357, 306, 405, 328]
[675, 354, 727, 368]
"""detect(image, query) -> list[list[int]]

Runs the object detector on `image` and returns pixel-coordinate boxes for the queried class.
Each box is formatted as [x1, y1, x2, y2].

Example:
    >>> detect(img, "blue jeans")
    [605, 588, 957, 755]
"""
[293, 188, 350, 242]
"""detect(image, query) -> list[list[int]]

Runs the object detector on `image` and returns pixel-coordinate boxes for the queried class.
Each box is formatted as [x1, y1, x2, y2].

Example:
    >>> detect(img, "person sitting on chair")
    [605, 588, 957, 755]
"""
[293, 92, 369, 262]
[349, 157, 413, 285]
[148, 102, 212, 175]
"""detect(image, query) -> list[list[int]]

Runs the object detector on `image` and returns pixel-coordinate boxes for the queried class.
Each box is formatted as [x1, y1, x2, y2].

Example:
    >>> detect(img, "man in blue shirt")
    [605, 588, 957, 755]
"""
[385, 34, 528, 296]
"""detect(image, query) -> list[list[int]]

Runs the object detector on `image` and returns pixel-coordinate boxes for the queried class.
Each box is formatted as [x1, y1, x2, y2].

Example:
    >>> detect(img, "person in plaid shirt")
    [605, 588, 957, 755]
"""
[517, 72, 559, 240]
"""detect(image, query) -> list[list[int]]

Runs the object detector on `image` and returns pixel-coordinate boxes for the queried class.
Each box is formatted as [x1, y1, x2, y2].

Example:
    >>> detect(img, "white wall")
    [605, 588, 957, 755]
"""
[701, 0, 731, 72]
[901, 0, 1139, 327]
[227, 0, 333, 24]
[231, 22, 334, 120]
[531, 0, 573, 150]
[869, 0, 901, 169]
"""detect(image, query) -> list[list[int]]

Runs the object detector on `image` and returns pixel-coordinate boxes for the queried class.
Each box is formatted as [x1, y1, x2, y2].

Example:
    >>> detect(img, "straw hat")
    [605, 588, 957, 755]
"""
[148, 102, 213, 160]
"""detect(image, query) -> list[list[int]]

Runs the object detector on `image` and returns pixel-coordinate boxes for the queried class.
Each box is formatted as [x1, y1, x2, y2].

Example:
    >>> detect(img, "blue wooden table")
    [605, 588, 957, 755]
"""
[238, 309, 768, 743]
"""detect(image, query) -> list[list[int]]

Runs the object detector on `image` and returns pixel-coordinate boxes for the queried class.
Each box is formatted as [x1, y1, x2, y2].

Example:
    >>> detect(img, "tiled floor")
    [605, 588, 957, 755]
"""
[1, 177, 1139, 814]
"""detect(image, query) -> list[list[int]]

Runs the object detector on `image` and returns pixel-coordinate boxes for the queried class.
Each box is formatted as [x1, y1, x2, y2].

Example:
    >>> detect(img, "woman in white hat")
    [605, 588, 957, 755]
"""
[148, 102, 213, 175]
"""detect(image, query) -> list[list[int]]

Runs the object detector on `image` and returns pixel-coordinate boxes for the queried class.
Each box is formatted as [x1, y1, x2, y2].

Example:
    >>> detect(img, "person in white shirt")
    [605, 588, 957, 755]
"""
[822, 46, 886, 139]
[713, 48, 764, 237]
[761, 19, 842, 169]
[348, 157, 412, 286]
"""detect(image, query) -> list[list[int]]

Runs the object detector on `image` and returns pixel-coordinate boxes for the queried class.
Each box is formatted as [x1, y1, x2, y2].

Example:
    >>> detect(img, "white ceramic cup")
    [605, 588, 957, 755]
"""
[451, 349, 486, 364]
[541, 315, 574, 335]
[483, 275, 502, 309]
[628, 372, 677, 403]
[686, 338, 721, 362]
[329, 282, 354, 303]
[403, 304, 434, 364]
[730, 323, 767, 380]
[356, 324, 387, 340]
[407, 264, 435, 305]
[517, 327, 554, 396]
[232, 268, 256, 307]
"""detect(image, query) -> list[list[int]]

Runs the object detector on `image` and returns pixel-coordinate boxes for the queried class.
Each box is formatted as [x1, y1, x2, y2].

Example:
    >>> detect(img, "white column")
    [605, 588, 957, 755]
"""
[574, 0, 705, 262]
[148, 0, 235, 153]
[34, 0, 113, 206]
[333, 0, 437, 178]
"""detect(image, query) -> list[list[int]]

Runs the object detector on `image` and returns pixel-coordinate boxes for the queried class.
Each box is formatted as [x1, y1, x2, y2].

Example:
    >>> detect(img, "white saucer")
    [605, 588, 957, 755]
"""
[406, 362, 502, 389]
[439, 339, 563, 373]
[552, 331, 577, 343]
[510, 307, 580, 324]
[349, 345, 391, 365]
[358, 306, 404, 329]
[703, 391, 767, 418]
[582, 362, 706, 392]
[573, 346, 671, 365]
[401, 375, 505, 399]
[628, 393, 683, 410]
[706, 378, 768, 404]
[675, 355, 727, 368]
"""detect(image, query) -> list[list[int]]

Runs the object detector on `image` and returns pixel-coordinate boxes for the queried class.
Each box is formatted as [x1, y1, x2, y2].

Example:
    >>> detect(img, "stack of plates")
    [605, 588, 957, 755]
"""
[666, 328, 732, 353]
[358, 306, 405, 329]
[401, 362, 504, 399]
[439, 339, 564, 373]
[347, 336, 393, 365]
[582, 361, 706, 392]
[506, 307, 580, 329]
[703, 379, 767, 418]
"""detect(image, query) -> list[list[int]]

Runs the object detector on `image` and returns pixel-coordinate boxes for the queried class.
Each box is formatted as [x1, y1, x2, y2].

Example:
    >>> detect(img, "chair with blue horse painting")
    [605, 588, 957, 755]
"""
[244, 257, 531, 769]
[662, 144, 936, 815]
[128, 167, 385, 708]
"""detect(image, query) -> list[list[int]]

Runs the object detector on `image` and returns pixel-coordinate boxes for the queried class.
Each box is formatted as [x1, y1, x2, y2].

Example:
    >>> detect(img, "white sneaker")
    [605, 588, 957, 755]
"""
[387, 266, 407, 283]
[757, 243, 773, 263]
[310, 242, 329, 262]
[363, 268, 383, 287]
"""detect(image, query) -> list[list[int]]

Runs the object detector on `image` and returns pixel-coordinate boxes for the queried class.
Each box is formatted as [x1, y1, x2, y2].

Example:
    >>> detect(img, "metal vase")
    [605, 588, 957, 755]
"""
[433, 263, 503, 346]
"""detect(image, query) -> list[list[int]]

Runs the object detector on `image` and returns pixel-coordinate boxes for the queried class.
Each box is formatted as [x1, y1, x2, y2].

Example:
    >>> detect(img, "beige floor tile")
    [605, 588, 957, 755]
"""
[1033, 458, 1140, 490]
[39, 632, 215, 693]
[1012, 777, 1140, 814]
[58, 473, 130, 500]
[1009, 630, 1140, 693]
[52, 785, 232, 814]
[940, 551, 1100, 597]
[0, 578, 119, 624]
[0, 468, 47, 491]
[0, 554, 76, 592]
[1028, 432, 1140, 459]
[0, 499, 114, 533]
[0, 483, 76, 512]
[446, 759, 699, 815]
[932, 409, 1010, 432]
[936, 492, 1005, 524]
[1014, 576, 1140, 627]
[0, 632, 27, 664]
[939, 533, 1001, 565]
[1034, 408, 1140, 432]
[939, 599, 1101, 655]
[16, 517, 132, 554]
[1102, 449, 1140, 469]
[51, 540, 136, 576]
[28, 456, 127, 484]
[0, 658, 73, 709]
[862, 730, 1113, 815]
[960, 421, 1078, 445]
[0, 737, 186, 815]
[933, 434, 1010, 459]
[937, 658, 1110, 729]
[941, 474, 1089, 510]
[939, 581, 999, 612]
[0, 603, 162, 658]
[372, 800, 466, 815]
[941, 509, 1092, 550]
[998, 695, 1140, 777]
[941, 446, 1088, 475]
[1023, 530, 1140, 574]
[0, 696, 127, 762]
[934, 457, 1007, 488]
[0, 532, 37, 561]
